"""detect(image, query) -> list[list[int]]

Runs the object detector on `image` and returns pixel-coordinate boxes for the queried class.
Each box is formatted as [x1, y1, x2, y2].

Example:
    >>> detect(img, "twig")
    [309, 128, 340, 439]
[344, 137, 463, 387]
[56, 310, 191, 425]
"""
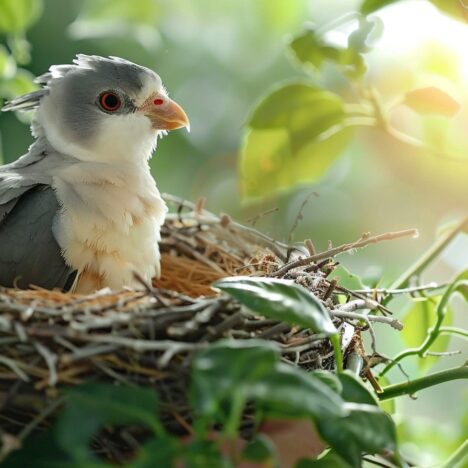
[246, 207, 279, 226]
[353, 282, 446, 296]
[272, 229, 418, 277]
[378, 364, 468, 400]
[331, 310, 403, 331]
[287, 191, 318, 244]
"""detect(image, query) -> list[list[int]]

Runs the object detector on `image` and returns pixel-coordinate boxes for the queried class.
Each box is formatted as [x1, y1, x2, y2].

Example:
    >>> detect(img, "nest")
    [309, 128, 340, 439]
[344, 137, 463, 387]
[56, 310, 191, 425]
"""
[0, 194, 412, 459]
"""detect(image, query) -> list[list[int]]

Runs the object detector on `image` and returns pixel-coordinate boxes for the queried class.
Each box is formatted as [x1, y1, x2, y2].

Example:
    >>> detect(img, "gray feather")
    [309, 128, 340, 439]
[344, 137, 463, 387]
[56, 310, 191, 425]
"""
[1, 89, 49, 112]
[0, 185, 76, 290]
[2, 54, 159, 115]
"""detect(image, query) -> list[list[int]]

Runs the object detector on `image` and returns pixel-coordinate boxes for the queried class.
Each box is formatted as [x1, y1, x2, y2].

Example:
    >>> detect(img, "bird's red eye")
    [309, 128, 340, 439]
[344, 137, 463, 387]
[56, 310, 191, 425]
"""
[153, 98, 164, 106]
[99, 92, 121, 112]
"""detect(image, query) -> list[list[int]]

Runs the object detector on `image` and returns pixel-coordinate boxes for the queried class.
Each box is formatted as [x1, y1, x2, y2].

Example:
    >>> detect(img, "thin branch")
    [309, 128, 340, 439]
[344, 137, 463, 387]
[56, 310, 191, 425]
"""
[439, 326, 468, 339]
[378, 364, 468, 400]
[331, 310, 403, 331]
[272, 229, 418, 277]
[353, 282, 447, 296]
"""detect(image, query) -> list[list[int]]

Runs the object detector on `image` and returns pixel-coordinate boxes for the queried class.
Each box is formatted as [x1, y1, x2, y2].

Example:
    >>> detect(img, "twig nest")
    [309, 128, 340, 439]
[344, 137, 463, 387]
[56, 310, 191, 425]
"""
[0, 194, 389, 439]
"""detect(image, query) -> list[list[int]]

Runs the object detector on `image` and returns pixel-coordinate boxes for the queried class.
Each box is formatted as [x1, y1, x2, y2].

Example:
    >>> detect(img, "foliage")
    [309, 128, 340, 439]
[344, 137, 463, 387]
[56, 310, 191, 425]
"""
[240, 0, 468, 198]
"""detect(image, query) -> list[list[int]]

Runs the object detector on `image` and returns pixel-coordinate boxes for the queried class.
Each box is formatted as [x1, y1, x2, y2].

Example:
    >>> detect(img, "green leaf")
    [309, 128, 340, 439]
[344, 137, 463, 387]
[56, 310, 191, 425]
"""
[402, 298, 453, 371]
[257, 362, 347, 420]
[360, 0, 399, 15]
[316, 403, 397, 468]
[429, 1, 468, 22]
[240, 82, 352, 198]
[312, 370, 343, 395]
[128, 438, 180, 468]
[290, 30, 366, 78]
[0, 45, 16, 79]
[69, 0, 160, 44]
[0, 0, 43, 34]
[191, 339, 279, 415]
[338, 372, 378, 406]
[214, 276, 337, 336]
[191, 340, 347, 424]
[404, 87, 461, 117]
[328, 265, 364, 291]
[183, 439, 232, 468]
[57, 384, 160, 461]
[242, 434, 277, 462]
[296, 451, 352, 467]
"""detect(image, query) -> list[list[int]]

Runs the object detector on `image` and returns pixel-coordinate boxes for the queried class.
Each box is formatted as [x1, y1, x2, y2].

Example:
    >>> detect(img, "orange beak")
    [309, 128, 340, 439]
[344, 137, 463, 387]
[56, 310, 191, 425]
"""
[140, 93, 190, 131]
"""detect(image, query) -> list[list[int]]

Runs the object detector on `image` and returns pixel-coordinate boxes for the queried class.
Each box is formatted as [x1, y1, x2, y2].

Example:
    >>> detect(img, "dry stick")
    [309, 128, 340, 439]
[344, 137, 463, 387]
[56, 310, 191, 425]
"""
[272, 228, 418, 277]
[246, 207, 279, 226]
[334, 298, 403, 328]
[332, 310, 403, 331]
[287, 191, 319, 244]
[353, 282, 446, 296]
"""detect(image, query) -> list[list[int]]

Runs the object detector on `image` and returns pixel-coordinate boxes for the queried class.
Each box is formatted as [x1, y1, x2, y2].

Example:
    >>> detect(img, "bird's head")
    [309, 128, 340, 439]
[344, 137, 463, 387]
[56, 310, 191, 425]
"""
[3, 55, 190, 163]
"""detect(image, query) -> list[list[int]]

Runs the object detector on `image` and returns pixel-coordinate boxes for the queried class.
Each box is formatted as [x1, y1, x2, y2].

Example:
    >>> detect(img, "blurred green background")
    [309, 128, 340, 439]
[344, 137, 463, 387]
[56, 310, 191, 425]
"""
[0, 0, 466, 465]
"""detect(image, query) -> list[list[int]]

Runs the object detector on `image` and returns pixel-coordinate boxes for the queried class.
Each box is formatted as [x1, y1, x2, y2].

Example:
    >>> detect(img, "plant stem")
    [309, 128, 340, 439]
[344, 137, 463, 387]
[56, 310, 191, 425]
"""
[331, 334, 343, 373]
[383, 217, 468, 306]
[439, 326, 468, 339]
[380, 275, 466, 376]
[440, 440, 468, 468]
[378, 364, 468, 400]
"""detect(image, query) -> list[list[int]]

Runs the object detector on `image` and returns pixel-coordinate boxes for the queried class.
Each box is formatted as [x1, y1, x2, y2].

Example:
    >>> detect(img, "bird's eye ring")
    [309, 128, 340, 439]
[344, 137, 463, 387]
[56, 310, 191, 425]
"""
[99, 92, 121, 112]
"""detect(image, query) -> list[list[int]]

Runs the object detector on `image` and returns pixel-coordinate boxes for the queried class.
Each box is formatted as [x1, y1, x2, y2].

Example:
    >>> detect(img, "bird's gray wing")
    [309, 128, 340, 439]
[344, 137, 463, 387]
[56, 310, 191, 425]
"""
[0, 185, 76, 290]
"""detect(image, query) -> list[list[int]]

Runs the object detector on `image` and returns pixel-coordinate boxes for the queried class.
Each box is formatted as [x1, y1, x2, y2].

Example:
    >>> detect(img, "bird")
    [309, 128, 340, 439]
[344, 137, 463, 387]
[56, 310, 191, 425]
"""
[0, 54, 189, 294]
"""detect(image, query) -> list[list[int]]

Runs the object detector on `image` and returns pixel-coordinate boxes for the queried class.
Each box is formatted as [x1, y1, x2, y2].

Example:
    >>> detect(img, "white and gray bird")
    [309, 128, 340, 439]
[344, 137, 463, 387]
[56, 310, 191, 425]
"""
[0, 55, 189, 293]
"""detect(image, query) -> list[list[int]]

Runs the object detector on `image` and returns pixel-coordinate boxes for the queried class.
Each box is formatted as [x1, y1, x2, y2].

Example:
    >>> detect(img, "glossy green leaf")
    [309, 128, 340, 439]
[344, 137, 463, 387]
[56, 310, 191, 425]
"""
[240, 82, 352, 198]
[57, 384, 160, 461]
[0, 0, 43, 34]
[296, 451, 352, 467]
[402, 298, 453, 371]
[290, 30, 366, 78]
[214, 276, 337, 336]
[242, 434, 277, 462]
[338, 372, 378, 406]
[191, 340, 347, 423]
[257, 362, 347, 420]
[360, 0, 399, 15]
[191, 339, 279, 415]
[316, 403, 397, 468]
